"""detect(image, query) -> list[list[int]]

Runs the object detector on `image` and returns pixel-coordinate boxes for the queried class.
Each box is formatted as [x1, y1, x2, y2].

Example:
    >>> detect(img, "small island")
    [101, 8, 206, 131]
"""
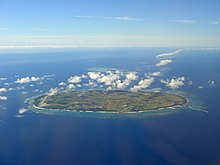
[32, 90, 187, 113]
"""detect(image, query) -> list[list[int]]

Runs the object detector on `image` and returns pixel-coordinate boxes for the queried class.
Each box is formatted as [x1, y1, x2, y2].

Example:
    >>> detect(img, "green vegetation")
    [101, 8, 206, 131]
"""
[32, 90, 187, 113]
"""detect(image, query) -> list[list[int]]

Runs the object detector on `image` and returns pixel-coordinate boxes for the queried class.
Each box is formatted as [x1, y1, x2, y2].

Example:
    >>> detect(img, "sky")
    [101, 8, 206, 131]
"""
[0, 0, 220, 48]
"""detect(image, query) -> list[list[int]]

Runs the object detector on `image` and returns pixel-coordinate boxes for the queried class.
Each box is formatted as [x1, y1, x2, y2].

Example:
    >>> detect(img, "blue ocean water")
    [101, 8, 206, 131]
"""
[0, 48, 220, 165]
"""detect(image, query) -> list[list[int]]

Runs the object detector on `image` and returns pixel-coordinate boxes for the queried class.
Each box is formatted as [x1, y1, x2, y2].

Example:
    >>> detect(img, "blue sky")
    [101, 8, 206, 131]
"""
[0, 0, 219, 48]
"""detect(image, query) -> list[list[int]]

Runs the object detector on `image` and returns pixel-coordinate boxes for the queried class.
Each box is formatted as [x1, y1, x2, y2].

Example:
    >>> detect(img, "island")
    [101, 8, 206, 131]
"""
[32, 90, 187, 113]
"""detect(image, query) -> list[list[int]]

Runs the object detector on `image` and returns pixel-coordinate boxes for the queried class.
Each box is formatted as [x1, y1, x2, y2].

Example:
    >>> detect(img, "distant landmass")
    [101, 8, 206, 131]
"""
[32, 90, 187, 113]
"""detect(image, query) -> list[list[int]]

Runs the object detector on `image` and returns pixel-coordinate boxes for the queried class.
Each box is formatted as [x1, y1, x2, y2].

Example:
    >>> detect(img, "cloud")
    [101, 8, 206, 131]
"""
[0, 77, 7, 81]
[147, 72, 161, 77]
[86, 71, 139, 90]
[188, 80, 193, 85]
[67, 74, 87, 85]
[115, 79, 130, 89]
[43, 74, 55, 80]
[88, 72, 101, 80]
[37, 82, 43, 85]
[173, 20, 197, 24]
[207, 80, 215, 87]
[8, 88, 15, 91]
[0, 88, 7, 93]
[81, 74, 87, 78]
[115, 17, 141, 21]
[0, 45, 146, 50]
[0, 96, 7, 100]
[130, 78, 154, 92]
[47, 88, 58, 96]
[209, 18, 220, 25]
[96, 72, 120, 86]
[15, 77, 40, 84]
[138, 78, 155, 88]
[0, 27, 7, 31]
[156, 49, 183, 58]
[112, 72, 139, 89]
[209, 21, 220, 25]
[86, 80, 98, 88]
[68, 76, 81, 84]
[161, 77, 185, 89]
[18, 108, 28, 114]
[186, 48, 220, 51]
[198, 86, 204, 89]
[58, 82, 66, 86]
[156, 59, 172, 67]
[74, 15, 142, 21]
[125, 72, 138, 80]
[67, 84, 76, 89]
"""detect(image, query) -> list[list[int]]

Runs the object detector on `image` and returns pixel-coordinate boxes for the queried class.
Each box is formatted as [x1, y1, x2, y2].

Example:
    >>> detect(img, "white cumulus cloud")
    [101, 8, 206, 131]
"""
[130, 78, 154, 92]
[125, 72, 138, 80]
[0, 96, 7, 100]
[116, 79, 130, 89]
[18, 108, 28, 114]
[0, 88, 7, 93]
[15, 77, 40, 84]
[198, 86, 204, 89]
[58, 82, 66, 86]
[97, 73, 120, 86]
[0, 77, 7, 81]
[161, 77, 185, 89]
[68, 76, 81, 84]
[87, 72, 101, 80]
[67, 84, 76, 89]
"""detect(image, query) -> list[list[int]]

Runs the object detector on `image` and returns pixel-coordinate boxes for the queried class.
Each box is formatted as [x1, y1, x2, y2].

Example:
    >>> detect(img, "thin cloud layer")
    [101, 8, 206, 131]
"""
[147, 72, 161, 77]
[156, 49, 182, 58]
[156, 60, 172, 67]
[74, 15, 142, 21]
[209, 18, 220, 25]
[0, 78, 7, 81]
[173, 20, 197, 24]
[0, 27, 7, 31]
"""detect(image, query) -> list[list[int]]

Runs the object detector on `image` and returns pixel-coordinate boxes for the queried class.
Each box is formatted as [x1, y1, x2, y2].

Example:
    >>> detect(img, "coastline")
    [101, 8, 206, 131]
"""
[32, 101, 187, 115]
[29, 90, 190, 116]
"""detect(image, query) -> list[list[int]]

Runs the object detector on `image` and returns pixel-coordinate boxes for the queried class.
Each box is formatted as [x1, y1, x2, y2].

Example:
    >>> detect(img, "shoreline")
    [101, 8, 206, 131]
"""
[32, 102, 187, 114]
[30, 90, 189, 115]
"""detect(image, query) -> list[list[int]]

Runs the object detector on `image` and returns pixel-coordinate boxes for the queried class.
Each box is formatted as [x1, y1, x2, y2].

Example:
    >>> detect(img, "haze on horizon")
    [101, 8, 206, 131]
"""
[0, 0, 220, 49]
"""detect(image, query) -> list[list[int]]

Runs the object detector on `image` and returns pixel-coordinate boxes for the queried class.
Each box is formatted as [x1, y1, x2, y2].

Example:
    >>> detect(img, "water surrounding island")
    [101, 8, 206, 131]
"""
[0, 48, 220, 165]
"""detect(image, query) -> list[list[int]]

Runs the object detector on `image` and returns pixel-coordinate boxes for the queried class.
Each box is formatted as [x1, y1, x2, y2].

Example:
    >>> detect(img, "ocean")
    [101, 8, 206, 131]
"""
[0, 48, 220, 165]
